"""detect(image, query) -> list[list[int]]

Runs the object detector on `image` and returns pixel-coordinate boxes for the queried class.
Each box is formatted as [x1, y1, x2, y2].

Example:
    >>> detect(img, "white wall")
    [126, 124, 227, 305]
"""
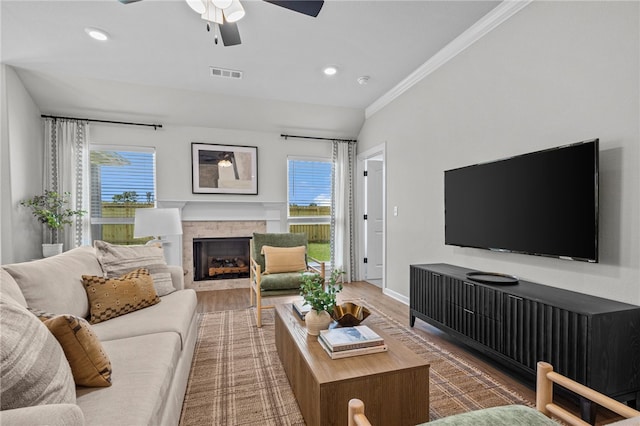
[1, 65, 44, 263]
[89, 123, 332, 204]
[358, 1, 640, 304]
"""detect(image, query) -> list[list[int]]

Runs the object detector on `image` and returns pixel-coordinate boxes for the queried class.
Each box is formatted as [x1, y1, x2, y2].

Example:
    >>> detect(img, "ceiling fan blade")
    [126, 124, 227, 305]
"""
[263, 1, 323, 17]
[219, 22, 242, 47]
[118, 0, 143, 3]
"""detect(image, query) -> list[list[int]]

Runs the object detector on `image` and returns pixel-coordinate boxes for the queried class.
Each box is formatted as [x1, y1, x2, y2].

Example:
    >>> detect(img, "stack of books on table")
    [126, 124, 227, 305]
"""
[293, 300, 311, 320]
[318, 325, 387, 359]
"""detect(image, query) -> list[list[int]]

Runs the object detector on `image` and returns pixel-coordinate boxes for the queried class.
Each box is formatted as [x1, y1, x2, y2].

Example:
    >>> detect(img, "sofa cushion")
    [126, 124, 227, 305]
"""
[44, 314, 112, 387]
[261, 245, 307, 274]
[0, 293, 76, 410]
[94, 240, 176, 296]
[92, 289, 197, 349]
[76, 332, 181, 426]
[82, 268, 160, 324]
[0, 403, 85, 426]
[0, 268, 28, 307]
[3, 246, 101, 318]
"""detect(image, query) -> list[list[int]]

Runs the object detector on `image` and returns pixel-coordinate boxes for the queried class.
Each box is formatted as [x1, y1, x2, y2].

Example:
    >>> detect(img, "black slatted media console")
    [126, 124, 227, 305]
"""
[410, 263, 640, 422]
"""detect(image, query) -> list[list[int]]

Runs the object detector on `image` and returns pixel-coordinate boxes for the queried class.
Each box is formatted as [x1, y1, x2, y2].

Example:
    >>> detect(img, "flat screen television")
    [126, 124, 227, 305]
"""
[444, 139, 599, 263]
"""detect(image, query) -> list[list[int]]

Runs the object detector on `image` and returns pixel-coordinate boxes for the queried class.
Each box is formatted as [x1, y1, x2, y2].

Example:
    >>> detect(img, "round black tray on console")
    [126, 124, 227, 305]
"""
[466, 271, 519, 285]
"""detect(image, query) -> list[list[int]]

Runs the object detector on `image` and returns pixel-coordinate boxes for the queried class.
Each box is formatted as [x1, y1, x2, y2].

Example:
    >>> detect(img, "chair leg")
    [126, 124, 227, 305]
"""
[256, 288, 262, 328]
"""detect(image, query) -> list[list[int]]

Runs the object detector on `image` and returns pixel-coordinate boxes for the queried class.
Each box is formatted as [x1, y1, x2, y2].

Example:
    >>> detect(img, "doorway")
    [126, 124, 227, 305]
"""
[357, 144, 385, 289]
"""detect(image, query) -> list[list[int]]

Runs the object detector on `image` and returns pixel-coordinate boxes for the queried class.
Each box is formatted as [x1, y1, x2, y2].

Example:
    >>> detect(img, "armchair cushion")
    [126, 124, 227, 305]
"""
[261, 245, 307, 274]
[260, 272, 305, 292]
[252, 233, 308, 271]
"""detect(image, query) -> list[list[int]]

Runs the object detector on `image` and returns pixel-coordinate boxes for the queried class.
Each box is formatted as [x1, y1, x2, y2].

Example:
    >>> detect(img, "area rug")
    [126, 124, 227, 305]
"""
[179, 303, 533, 425]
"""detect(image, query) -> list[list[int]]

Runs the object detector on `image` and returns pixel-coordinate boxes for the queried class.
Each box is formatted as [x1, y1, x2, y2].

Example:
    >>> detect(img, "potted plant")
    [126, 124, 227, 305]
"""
[300, 269, 344, 335]
[20, 190, 86, 257]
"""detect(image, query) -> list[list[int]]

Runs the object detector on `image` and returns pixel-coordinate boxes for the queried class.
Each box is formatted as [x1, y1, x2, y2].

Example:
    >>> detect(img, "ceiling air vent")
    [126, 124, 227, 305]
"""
[210, 67, 243, 79]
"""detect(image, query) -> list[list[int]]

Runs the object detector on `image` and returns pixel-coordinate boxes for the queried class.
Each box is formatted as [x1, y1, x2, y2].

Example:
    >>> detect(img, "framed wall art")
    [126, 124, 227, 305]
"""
[192, 143, 258, 194]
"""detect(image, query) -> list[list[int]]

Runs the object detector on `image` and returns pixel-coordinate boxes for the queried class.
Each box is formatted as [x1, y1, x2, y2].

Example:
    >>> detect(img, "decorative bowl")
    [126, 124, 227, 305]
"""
[332, 302, 371, 327]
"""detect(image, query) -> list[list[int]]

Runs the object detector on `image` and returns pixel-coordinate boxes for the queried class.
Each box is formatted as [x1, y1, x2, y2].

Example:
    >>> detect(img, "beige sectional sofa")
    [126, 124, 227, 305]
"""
[0, 246, 198, 425]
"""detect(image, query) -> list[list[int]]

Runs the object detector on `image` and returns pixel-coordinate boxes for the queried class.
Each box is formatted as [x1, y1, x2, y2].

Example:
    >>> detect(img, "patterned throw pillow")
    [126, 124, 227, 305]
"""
[94, 240, 176, 297]
[261, 245, 307, 274]
[44, 315, 112, 387]
[82, 268, 160, 324]
[28, 307, 57, 321]
[0, 294, 75, 410]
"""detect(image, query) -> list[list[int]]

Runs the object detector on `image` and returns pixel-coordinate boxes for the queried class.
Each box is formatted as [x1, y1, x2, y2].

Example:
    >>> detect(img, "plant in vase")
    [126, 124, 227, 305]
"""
[300, 269, 344, 336]
[20, 190, 86, 257]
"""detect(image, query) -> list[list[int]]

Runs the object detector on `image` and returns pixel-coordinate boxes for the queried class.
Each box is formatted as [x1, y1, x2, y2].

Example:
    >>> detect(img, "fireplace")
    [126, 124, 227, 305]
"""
[193, 237, 251, 281]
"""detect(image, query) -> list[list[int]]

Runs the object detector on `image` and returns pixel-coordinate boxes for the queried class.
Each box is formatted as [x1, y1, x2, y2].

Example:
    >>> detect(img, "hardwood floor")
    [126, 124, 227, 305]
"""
[195, 280, 622, 425]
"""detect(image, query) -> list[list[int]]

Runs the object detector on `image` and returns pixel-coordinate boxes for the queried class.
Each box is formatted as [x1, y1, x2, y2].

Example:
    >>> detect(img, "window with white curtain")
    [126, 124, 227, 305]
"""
[287, 157, 332, 262]
[90, 145, 156, 245]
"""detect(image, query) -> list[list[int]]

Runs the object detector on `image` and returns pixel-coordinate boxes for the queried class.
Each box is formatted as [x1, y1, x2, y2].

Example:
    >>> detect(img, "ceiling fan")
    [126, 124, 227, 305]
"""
[117, 0, 324, 47]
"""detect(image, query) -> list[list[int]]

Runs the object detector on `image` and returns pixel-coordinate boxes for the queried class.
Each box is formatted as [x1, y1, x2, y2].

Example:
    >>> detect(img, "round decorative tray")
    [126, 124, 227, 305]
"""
[466, 271, 519, 285]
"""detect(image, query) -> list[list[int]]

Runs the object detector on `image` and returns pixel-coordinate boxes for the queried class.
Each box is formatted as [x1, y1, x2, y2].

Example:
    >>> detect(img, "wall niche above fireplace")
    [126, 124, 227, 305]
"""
[193, 237, 251, 281]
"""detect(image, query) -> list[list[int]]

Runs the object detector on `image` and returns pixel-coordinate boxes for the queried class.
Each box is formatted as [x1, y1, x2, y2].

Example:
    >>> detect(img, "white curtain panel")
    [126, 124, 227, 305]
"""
[331, 141, 356, 282]
[44, 119, 91, 249]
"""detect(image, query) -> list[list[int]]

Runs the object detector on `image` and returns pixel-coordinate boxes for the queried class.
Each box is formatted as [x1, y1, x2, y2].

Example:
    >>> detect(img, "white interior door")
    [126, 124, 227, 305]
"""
[365, 159, 383, 283]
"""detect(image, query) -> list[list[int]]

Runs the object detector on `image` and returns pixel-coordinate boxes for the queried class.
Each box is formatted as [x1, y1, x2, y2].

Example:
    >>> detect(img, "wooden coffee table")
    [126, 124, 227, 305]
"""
[274, 304, 430, 426]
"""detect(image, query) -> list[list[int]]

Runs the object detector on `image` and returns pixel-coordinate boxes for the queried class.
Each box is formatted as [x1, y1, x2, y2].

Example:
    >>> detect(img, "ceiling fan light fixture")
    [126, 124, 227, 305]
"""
[186, 0, 206, 14]
[211, 0, 233, 9]
[202, 6, 224, 24]
[223, 0, 245, 23]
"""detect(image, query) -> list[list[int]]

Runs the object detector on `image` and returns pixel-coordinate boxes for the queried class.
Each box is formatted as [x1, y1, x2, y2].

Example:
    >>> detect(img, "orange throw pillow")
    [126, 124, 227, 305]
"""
[44, 315, 112, 387]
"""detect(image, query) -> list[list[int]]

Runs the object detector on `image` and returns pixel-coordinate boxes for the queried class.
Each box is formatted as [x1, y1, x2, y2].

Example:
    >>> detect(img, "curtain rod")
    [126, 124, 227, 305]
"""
[280, 134, 357, 143]
[41, 114, 163, 130]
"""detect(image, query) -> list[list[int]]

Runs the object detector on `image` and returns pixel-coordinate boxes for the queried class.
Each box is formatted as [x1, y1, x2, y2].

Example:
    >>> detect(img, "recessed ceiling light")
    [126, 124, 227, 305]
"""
[85, 27, 109, 41]
[323, 66, 338, 76]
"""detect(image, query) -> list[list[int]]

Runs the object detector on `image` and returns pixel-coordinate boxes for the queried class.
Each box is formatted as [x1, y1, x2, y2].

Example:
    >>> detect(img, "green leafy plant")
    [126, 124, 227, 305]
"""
[300, 269, 344, 313]
[20, 190, 86, 243]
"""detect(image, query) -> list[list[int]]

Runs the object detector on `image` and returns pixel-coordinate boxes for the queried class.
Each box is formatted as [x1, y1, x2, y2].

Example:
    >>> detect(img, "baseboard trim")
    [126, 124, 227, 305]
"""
[383, 287, 409, 306]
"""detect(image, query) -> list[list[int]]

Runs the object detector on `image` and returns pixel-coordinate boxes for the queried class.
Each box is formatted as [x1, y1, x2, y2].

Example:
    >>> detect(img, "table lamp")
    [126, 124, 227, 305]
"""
[133, 208, 183, 245]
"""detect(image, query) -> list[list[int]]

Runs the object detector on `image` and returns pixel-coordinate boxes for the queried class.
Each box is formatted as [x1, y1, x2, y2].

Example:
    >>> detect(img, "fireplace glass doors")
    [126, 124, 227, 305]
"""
[193, 237, 251, 281]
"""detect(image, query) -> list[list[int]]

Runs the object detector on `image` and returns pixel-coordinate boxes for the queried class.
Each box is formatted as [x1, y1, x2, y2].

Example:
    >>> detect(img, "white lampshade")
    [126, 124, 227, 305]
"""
[133, 208, 183, 238]
[223, 0, 245, 22]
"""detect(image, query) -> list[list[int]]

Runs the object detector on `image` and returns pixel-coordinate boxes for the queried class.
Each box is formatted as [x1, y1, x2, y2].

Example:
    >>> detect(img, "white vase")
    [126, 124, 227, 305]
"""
[42, 243, 63, 258]
[305, 310, 333, 336]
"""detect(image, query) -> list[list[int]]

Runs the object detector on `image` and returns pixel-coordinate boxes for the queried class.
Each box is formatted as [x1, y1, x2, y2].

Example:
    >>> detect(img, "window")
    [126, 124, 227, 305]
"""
[287, 157, 332, 262]
[90, 146, 156, 245]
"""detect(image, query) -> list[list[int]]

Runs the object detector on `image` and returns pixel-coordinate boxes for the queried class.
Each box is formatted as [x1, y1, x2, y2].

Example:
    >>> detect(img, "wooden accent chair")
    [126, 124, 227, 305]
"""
[249, 232, 325, 327]
[348, 361, 640, 426]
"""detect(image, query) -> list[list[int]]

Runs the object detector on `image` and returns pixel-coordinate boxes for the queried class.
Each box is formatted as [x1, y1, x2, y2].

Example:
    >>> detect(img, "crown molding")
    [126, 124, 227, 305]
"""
[365, 0, 533, 119]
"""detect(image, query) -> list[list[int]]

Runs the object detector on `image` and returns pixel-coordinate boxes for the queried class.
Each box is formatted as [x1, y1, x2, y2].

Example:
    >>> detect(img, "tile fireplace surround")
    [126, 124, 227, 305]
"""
[159, 201, 285, 291]
[183, 220, 265, 290]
